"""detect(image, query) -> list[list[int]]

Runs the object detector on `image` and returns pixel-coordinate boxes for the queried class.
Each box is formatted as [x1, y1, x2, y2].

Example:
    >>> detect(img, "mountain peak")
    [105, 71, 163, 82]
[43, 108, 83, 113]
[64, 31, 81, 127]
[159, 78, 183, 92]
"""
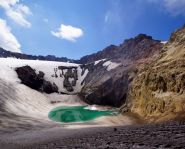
[135, 33, 153, 40]
[169, 25, 185, 45]
[123, 34, 154, 45]
[79, 34, 163, 64]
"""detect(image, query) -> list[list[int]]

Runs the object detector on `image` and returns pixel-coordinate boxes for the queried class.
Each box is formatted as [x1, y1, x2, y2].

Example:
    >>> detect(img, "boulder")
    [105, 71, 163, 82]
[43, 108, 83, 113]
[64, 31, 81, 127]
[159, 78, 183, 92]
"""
[42, 81, 58, 94]
[15, 65, 58, 94]
[15, 65, 43, 90]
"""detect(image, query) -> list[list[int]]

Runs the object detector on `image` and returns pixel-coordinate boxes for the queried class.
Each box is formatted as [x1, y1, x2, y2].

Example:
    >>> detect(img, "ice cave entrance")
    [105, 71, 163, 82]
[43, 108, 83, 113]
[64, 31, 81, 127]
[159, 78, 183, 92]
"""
[48, 106, 117, 123]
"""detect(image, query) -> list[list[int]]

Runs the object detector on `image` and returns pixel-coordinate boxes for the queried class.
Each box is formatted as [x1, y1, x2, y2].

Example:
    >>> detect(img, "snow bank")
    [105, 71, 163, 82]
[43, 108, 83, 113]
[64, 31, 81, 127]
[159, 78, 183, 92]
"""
[0, 58, 88, 93]
[0, 58, 88, 128]
[161, 41, 167, 44]
[103, 60, 120, 71]
[94, 59, 106, 65]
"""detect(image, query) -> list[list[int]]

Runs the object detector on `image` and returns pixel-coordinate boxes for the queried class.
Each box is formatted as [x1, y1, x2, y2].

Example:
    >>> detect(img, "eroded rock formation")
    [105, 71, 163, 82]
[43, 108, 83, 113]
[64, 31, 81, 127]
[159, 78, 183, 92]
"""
[58, 66, 78, 92]
[129, 25, 185, 122]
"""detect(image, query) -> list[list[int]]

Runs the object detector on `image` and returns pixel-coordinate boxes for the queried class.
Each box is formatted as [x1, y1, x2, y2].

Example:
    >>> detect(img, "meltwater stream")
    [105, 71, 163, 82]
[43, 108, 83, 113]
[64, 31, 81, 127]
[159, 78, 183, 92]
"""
[48, 106, 118, 123]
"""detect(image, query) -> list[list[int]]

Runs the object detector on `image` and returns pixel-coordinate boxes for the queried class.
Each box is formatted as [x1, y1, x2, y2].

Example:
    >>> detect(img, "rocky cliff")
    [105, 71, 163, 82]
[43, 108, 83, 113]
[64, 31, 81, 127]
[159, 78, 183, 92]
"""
[80, 34, 163, 107]
[129, 25, 185, 122]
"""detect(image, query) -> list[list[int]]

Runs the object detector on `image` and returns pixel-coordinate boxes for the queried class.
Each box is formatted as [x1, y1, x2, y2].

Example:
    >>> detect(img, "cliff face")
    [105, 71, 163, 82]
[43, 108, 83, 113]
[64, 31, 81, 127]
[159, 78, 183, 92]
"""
[129, 25, 185, 122]
[80, 34, 163, 107]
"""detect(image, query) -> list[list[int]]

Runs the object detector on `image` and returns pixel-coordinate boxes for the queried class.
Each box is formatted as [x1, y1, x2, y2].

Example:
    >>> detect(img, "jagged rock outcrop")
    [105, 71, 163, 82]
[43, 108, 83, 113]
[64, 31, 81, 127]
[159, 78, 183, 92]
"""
[58, 66, 78, 92]
[80, 34, 163, 107]
[16, 66, 58, 94]
[80, 61, 136, 107]
[129, 25, 185, 122]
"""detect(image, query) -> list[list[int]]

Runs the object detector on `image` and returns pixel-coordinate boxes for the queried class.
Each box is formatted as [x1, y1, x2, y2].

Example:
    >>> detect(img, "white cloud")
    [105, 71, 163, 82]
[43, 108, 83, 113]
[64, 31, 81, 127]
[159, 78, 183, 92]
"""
[148, 0, 185, 16]
[0, 0, 32, 28]
[0, 18, 21, 53]
[51, 24, 83, 42]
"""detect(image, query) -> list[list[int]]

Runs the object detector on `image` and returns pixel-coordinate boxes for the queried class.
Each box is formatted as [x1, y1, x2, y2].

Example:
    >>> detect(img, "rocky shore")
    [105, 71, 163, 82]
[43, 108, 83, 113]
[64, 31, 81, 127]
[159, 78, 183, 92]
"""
[1, 121, 184, 149]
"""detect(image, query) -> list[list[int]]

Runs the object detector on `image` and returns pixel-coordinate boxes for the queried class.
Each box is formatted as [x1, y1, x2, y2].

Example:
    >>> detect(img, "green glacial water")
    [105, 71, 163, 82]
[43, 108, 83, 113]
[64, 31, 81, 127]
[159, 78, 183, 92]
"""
[48, 106, 117, 123]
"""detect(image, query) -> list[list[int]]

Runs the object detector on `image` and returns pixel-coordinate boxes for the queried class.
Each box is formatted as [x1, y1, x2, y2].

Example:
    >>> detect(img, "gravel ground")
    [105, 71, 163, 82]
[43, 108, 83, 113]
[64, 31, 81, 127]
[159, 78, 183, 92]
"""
[2, 121, 184, 149]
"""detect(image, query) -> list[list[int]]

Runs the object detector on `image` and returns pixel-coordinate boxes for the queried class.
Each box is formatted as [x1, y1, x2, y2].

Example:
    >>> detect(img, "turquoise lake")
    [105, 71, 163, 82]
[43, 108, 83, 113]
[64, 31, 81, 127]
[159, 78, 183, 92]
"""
[48, 106, 117, 123]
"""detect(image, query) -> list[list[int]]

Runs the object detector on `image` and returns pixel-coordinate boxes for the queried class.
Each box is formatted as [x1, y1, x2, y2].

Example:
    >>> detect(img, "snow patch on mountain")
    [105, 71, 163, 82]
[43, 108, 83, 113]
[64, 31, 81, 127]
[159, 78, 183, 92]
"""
[94, 59, 106, 65]
[103, 60, 120, 71]
[161, 41, 167, 44]
[0, 58, 88, 93]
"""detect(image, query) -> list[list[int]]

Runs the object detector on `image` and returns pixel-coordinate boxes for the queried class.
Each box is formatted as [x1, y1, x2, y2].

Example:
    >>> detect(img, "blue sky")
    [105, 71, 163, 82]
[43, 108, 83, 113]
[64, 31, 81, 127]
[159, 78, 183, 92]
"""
[0, 0, 185, 59]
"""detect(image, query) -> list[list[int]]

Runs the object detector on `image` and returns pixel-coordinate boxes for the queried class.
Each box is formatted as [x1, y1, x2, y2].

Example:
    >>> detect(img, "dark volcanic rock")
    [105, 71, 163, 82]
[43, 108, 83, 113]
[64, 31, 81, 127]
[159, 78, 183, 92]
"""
[82, 72, 130, 107]
[15, 66, 58, 94]
[15, 66, 44, 90]
[80, 61, 139, 107]
[42, 81, 58, 94]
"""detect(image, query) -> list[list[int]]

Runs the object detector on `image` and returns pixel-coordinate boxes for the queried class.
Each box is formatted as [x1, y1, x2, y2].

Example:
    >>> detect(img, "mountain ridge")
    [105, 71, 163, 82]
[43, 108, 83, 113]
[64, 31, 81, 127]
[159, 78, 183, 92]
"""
[0, 47, 75, 63]
[79, 34, 163, 64]
[0, 33, 163, 64]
